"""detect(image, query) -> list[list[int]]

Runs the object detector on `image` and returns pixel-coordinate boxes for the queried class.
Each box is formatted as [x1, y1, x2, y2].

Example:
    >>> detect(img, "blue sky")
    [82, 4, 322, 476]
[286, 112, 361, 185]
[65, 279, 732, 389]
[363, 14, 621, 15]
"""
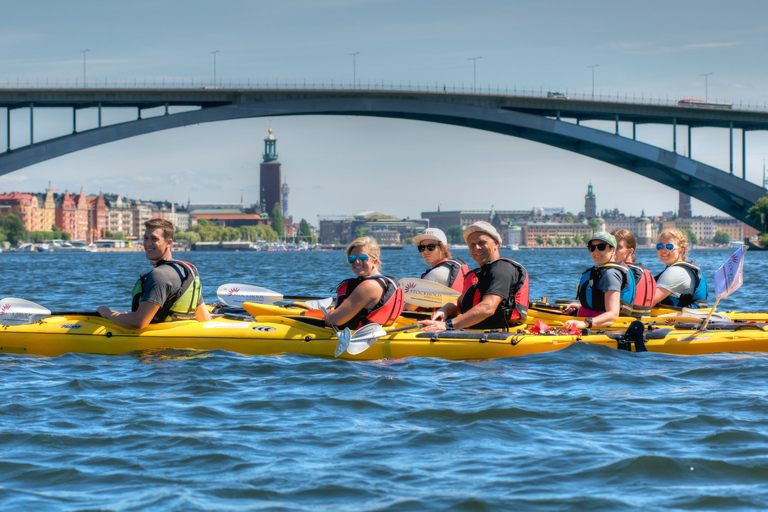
[1, 0, 767, 224]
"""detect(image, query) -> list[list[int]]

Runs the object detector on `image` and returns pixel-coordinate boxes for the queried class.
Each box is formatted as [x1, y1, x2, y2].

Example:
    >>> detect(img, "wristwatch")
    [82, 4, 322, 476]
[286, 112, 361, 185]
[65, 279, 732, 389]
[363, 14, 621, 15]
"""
[584, 317, 593, 328]
[446, 318, 455, 330]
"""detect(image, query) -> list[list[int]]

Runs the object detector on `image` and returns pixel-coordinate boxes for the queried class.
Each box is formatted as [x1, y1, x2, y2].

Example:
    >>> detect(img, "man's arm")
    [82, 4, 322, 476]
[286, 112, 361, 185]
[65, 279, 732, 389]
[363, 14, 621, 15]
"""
[97, 301, 161, 329]
[195, 302, 211, 322]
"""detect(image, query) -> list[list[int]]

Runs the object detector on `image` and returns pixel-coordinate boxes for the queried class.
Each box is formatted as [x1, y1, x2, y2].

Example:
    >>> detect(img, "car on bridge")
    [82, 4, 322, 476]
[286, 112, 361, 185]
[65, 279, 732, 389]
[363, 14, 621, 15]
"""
[547, 91, 569, 99]
[678, 99, 732, 110]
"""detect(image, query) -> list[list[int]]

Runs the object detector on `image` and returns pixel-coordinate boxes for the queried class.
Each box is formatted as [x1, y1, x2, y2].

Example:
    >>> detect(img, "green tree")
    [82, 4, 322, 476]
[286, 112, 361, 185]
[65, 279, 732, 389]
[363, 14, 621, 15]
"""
[447, 225, 463, 244]
[588, 218, 600, 231]
[298, 219, 316, 243]
[536, 235, 544, 246]
[747, 192, 768, 231]
[546, 237, 555, 246]
[355, 227, 370, 239]
[175, 231, 201, 245]
[573, 234, 583, 245]
[713, 230, 731, 245]
[556, 237, 564, 246]
[271, 203, 284, 240]
[565, 212, 575, 223]
[564, 236, 572, 246]
[681, 228, 698, 245]
[0, 214, 27, 245]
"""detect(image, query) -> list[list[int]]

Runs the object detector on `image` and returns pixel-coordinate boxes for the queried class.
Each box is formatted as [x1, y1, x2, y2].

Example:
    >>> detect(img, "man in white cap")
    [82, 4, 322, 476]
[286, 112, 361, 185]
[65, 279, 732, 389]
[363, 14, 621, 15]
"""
[422, 221, 529, 331]
[412, 227, 472, 292]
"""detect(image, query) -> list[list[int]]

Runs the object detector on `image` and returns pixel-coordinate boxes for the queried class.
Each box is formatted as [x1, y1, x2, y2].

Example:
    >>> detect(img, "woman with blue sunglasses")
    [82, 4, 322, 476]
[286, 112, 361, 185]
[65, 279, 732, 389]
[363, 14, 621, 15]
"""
[653, 229, 708, 308]
[324, 236, 404, 330]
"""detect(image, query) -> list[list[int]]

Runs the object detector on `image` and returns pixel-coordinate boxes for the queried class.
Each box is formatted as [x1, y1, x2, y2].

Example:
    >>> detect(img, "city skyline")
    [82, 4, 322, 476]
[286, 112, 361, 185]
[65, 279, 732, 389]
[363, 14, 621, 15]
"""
[1, 0, 767, 224]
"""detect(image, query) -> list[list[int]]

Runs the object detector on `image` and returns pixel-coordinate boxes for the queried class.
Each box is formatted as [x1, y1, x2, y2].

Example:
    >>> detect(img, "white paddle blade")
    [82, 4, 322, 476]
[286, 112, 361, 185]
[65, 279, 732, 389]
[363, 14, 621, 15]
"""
[304, 297, 334, 310]
[681, 308, 731, 323]
[0, 298, 52, 326]
[400, 278, 460, 308]
[334, 328, 351, 357]
[217, 284, 283, 308]
[347, 324, 388, 355]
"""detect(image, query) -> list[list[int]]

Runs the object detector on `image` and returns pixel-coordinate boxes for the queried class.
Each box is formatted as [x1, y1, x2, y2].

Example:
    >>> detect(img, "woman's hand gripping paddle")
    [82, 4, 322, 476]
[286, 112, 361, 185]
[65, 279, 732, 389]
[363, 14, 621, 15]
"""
[321, 306, 351, 357]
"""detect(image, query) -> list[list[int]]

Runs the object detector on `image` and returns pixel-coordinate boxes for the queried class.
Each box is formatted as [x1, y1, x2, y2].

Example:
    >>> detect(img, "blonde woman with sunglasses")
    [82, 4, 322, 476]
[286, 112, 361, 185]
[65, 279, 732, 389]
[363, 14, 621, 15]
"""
[652, 229, 708, 308]
[324, 236, 404, 330]
[412, 228, 472, 293]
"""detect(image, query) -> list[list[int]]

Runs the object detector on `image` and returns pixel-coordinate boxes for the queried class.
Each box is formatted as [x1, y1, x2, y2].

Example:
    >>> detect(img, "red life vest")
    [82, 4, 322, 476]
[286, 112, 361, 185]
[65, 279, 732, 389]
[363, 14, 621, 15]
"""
[626, 262, 656, 316]
[335, 275, 404, 329]
[421, 258, 477, 293]
[459, 258, 529, 327]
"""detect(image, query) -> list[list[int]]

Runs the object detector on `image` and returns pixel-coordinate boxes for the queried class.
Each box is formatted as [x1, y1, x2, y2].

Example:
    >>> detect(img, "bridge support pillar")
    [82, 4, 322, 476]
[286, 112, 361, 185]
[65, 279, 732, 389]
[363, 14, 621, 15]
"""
[615, 114, 619, 135]
[73, 108, 77, 134]
[743, 129, 746, 179]
[673, 117, 677, 153]
[98, 103, 102, 128]
[730, 122, 734, 174]
[165, 102, 169, 116]
[29, 103, 33, 145]
[6, 108, 9, 152]
[688, 125, 692, 157]
[632, 122, 636, 140]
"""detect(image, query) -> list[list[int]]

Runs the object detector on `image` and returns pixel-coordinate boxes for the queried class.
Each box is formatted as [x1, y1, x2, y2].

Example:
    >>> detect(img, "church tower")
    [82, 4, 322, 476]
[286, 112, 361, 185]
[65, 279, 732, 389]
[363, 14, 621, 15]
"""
[260, 126, 282, 216]
[584, 183, 597, 219]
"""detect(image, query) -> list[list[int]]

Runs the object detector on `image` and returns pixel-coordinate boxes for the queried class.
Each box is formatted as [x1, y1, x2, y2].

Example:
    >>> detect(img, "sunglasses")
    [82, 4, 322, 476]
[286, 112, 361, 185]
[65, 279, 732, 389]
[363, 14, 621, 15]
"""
[656, 243, 679, 251]
[348, 254, 370, 264]
[588, 243, 609, 252]
[418, 243, 439, 253]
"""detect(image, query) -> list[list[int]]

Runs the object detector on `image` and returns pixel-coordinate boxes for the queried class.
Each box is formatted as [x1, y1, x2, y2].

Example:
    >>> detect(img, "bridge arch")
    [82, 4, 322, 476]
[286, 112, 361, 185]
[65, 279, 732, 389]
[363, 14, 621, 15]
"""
[1, 95, 764, 225]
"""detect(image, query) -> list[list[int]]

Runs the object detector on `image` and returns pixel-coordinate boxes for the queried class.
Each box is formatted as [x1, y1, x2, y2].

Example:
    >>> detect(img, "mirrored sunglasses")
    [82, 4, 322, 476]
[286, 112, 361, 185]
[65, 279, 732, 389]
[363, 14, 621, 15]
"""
[656, 243, 679, 251]
[418, 243, 439, 253]
[348, 254, 370, 263]
[588, 242, 609, 252]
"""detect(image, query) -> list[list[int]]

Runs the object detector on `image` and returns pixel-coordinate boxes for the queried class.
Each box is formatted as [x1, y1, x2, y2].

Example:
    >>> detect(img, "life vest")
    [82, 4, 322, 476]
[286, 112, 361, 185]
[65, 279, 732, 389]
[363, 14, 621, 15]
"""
[335, 275, 404, 330]
[421, 258, 477, 293]
[131, 259, 202, 323]
[577, 262, 636, 317]
[458, 258, 529, 327]
[626, 262, 656, 316]
[655, 261, 708, 308]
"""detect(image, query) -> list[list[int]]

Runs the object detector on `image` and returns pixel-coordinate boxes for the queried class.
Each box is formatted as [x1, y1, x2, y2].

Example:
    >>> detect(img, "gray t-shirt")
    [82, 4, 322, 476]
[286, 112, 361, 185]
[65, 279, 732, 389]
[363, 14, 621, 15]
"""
[423, 265, 452, 287]
[656, 265, 692, 298]
[597, 267, 624, 294]
[141, 262, 204, 310]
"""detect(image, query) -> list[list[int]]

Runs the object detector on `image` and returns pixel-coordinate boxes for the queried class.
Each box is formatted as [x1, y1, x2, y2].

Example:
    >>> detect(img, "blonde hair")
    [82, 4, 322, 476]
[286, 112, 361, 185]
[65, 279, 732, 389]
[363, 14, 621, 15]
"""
[346, 236, 382, 267]
[658, 228, 688, 260]
[611, 228, 637, 263]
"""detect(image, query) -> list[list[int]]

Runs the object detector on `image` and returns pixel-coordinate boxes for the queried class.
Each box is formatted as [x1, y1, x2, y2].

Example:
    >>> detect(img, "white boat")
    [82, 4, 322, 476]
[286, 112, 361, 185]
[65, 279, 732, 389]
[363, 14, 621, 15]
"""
[35, 243, 51, 252]
[510, 244, 520, 251]
[16, 243, 35, 252]
[51, 240, 97, 252]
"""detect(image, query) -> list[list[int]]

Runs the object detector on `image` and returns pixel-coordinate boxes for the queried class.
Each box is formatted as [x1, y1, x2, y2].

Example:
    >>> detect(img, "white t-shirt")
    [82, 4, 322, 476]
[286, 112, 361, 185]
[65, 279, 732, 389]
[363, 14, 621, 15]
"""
[656, 265, 692, 298]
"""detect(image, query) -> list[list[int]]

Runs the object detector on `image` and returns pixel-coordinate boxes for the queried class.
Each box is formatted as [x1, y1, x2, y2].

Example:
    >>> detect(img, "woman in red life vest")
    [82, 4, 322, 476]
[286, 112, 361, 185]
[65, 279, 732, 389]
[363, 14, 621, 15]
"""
[324, 236, 404, 330]
[611, 228, 657, 316]
[421, 221, 528, 331]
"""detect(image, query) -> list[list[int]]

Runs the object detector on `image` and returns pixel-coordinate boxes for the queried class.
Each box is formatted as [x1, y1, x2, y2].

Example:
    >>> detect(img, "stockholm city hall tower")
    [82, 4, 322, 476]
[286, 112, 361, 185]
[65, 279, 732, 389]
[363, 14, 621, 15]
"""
[260, 127, 282, 216]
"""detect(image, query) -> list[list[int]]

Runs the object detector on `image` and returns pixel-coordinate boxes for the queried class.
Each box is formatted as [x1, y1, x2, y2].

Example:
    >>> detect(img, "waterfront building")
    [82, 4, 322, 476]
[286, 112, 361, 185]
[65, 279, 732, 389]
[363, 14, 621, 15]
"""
[104, 194, 135, 237]
[678, 192, 692, 219]
[281, 178, 289, 218]
[132, 201, 158, 237]
[39, 184, 57, 232]
[260, 127, 282, 216]
[522, 221, 593, 247]
[0, 192, 40, 232]
[604, 213, 654, 246]
[319, 211, 427, 245]
[55, 191, 76, 237]
[88, 192, 108, 239]
[584, 183, 597, 219]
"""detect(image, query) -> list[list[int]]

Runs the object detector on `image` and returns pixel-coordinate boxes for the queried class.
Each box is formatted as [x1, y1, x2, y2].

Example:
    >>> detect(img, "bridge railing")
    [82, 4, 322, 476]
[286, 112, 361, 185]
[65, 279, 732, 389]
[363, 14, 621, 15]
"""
[0, 78, 766, 112]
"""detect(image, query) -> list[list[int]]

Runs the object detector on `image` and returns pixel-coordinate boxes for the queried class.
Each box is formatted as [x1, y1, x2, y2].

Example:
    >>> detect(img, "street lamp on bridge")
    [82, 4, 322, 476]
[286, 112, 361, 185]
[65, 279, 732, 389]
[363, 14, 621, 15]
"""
[80, 49, 89, 88]
[211, 50, 220, 87]
[350, 52, 359, 88]
[468, 56, 481, 93]
[701, 72, 713, 102]
[587, 64, 599, 99]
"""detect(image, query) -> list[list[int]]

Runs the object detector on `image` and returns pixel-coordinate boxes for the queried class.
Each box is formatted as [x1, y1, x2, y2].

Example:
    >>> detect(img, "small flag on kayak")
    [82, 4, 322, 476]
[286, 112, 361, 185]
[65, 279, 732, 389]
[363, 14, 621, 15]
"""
[714, 246, 747, 300]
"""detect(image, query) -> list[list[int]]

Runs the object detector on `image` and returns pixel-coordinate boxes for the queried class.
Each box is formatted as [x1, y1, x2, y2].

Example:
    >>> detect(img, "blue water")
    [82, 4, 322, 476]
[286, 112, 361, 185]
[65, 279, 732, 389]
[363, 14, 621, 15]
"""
[2, 247, 768, 511]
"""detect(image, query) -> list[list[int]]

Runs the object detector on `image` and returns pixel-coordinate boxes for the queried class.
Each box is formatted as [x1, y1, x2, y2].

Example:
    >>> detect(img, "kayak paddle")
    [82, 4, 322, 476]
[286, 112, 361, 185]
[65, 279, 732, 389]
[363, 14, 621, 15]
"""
[399, 278, 460, 308]
[321, 306, 351, 357]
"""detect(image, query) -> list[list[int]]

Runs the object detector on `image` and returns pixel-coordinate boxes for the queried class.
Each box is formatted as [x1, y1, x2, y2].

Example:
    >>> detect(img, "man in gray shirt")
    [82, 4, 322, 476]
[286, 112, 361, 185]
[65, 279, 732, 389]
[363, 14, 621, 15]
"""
[97, 219, 211, 329]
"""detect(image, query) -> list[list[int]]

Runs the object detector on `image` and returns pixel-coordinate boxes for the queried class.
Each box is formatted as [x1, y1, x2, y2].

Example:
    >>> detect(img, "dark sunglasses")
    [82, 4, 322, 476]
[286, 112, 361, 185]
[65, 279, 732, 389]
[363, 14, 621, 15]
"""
[588, 242, 609, 252]
[348, 254, 370, 263]
[656, 243, 679, 251]
[417, 243, 439, 253]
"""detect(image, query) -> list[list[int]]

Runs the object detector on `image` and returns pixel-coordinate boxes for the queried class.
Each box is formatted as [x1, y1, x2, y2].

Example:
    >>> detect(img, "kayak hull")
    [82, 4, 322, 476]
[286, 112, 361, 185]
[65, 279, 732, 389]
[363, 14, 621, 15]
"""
[1, 314, 768, 360]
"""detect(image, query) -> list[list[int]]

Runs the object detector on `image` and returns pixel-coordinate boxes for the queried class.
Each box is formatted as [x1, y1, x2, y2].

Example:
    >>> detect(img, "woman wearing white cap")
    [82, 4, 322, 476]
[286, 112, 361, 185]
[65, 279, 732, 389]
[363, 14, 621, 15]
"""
[412, 227, 472, 293]
[421, 221, 529, 331]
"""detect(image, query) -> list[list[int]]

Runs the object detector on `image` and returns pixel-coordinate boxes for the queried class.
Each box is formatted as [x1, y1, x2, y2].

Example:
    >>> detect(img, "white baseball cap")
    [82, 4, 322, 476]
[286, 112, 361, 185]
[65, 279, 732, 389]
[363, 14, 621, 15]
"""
[463, 221, 502, 245]
[413, 227, 448, 246]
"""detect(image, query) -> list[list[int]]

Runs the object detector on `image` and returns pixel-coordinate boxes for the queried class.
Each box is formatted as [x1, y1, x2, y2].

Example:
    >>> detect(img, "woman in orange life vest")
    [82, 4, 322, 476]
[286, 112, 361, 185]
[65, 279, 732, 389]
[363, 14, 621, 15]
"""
[421, 221, 529, 331]
[564, 232, 631, 330]
[611, 228, 657, 316]
[324, 236, 404, 330]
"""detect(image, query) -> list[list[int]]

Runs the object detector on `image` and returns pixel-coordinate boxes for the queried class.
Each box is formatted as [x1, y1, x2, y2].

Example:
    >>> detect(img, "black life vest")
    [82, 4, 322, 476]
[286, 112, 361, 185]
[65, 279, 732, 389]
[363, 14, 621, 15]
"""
[421, 258, 477, 293]
[577, 262, 636, 317]
[335, 275, 404, 330]
[458, 258, 529, 328]
[131, 259, 202, 323]
[626, 262, 656, 316]
[655, 261, 708, 308]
